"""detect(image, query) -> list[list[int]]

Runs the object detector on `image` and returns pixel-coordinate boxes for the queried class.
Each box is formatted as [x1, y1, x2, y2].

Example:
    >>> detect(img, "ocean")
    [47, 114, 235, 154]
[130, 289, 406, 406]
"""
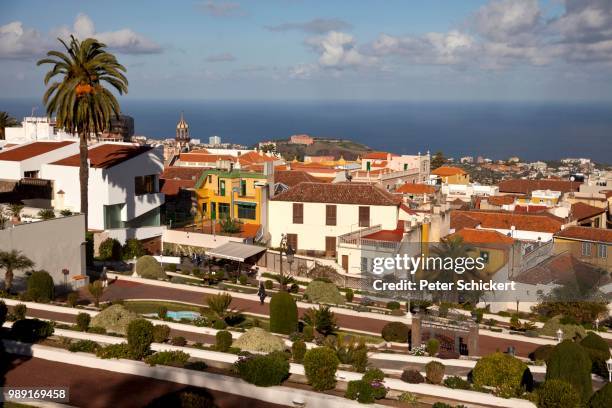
[2, 99, 611, 163]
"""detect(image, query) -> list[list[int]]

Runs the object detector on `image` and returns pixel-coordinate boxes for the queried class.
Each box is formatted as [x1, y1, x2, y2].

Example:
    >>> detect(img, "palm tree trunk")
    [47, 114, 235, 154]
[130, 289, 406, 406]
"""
[5, 268, 13, 292]
[79, 132, 89, 232]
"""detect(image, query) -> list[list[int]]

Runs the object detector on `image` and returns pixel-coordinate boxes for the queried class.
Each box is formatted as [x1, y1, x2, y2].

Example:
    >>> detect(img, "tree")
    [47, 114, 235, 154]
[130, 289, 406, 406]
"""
[269, 291, 298, 334]
[37, 36, 128, 231]
[0, 112, 19, 140]
[430, 151, 446, 170]
[546, 340, 592, 403]
[88, 280, 104, 307]
[302, 305, 338, 336]
[7, 204, 24, 221]
[206, 293, 237, 322]
[0, 250, 34, 292]
[430, 236, 476, 302]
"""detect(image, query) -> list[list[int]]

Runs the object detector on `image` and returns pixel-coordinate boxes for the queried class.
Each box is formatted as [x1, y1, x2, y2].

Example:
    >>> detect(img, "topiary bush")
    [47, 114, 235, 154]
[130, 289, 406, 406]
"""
[13, 303, 27, 320]
[99, 238, 122, 261]
[443, 376, 471, 390]
[536, 379, 581, 408]
[215, 330, 233, 352]
[152, 324, 170, 343]
[233, 327, 285, 353]
[90, 304, 139, 335]
[269, 291, 298, 335]
[234, 351, 290, 387]
[345, 380, 375, 404]
[401, 369, 425, 384]
[546, 340, 592, 403]
[539, 315, 586, 340]
[386, 301, 400, 310]
[26, 270, 54, 302]
[427, 338, 440, 356]
[303, 347, 340, 391]
[304, 281, 345, 305]
[145, 351, 190, 367]
[292, 339, 307, 363]
[345, 288, 354, 302]
[265, 279, 273, 289]
[425, 361, 445, 384]
[11, 319, 54, 343]
[362, 368, 387, 400]
[135, 255, 166, 279]
[473, 352, 529, 398]
[76, 312, 91, 331]
[580, 332, 611, 378]
[588, 382, 612, 408]
[381, 321, 410, 342]
[529, 344, 554, 362]
[95, 343, 132, 359]
[302, 325, 314, 342]
[171, 336, 187, 346]
[127, 318, 154, 359]
[68, 339, 100, 353]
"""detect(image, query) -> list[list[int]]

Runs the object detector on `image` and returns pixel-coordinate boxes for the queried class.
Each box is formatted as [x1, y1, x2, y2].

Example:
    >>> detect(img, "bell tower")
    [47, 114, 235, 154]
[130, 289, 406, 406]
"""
[176, 111, 190, 150]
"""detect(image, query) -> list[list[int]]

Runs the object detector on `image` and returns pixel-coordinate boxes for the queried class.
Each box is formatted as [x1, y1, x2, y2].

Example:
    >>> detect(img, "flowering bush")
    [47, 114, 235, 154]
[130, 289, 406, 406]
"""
[408, 345, 426, 356]
[233, 327, 285, 353]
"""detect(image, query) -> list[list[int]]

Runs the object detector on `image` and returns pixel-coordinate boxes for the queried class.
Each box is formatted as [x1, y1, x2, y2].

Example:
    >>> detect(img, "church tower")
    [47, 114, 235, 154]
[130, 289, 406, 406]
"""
[176, 112, 190, 150]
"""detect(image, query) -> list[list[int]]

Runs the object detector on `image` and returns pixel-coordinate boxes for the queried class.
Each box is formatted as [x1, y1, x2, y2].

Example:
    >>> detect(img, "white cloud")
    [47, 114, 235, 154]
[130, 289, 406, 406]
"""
[0, 21, 48, 59]
[266, 18, 352, 34]
[473, 0, 541, 42]
[288, 63, 318, 79]
[205, 52, 236, 62]
[306, 31, 376, 69]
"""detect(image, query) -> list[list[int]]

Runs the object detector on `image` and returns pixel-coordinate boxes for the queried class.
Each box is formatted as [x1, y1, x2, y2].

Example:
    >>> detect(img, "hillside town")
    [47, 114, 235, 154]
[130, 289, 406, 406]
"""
[0, 112, 611, 408]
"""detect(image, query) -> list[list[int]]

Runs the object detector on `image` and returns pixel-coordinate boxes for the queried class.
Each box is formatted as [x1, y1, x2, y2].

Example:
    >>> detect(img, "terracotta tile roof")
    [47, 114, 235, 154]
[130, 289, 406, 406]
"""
[51, 144, 152, 169]
[0, 141, 74, 162]
[514, 252, 608, 286]
[237, 151, 275, 165]
[555, 226, 612, 243]
[396, 183, 435, 195]
[514, 205, 549, 213]
[178, 153, 236, 163]
[452, 210, 563, 233]
[363, 221, 405, 242]
[498, 179, 581, 194]
[571, 202, 606, 221]
[486, 195, 516, 206]
[400, 203, 417, 215]
[161, 166, 203, 181]
[448, 228, 514, 245]
[271, 182, 401, 206]
[274, 170, 319, 187]
[363, 151, 396, 160]
[432, 166, 466, 176]
[160, 179, 195, 196]
[451, 212, 481, 231]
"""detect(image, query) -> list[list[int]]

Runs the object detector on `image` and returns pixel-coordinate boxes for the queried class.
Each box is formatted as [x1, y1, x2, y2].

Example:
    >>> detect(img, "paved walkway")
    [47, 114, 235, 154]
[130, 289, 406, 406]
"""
[2, 355, 283, 408]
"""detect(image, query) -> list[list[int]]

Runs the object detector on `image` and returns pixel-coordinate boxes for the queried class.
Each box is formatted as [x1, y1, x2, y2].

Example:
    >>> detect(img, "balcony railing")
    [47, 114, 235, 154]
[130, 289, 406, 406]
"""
[338, 224, 401, 251]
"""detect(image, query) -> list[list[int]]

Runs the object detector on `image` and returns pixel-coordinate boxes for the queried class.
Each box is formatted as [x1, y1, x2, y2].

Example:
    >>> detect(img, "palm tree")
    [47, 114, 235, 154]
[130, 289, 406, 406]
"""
[0, 250, 34, 292]
[0, 112, 19, 140]
[37, 36, 128, 231]
[429, 236, 476, 303]
[8, 204, 24, 221]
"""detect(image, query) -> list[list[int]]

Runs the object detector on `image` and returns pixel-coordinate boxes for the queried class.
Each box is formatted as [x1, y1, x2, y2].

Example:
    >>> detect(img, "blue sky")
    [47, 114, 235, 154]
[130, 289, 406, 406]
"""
[1, 0, 612, 101]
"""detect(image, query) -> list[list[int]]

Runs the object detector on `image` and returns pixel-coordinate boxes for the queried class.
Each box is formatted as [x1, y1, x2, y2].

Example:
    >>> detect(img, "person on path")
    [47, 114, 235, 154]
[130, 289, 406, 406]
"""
[257, 280, 267, 305]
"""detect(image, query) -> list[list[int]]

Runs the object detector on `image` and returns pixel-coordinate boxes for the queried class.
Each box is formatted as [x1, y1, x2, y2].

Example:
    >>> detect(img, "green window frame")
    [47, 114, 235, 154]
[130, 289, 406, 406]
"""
[237, 202, 256, 220]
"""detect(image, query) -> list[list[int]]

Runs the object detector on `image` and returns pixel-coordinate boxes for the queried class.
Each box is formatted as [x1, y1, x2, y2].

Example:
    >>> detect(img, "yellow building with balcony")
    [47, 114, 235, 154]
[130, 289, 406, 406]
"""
[195, 170, 267, 225]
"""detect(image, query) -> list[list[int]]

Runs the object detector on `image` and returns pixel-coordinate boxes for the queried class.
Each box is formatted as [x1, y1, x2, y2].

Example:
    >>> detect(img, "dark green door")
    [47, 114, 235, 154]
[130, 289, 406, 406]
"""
[211, 202, 217, 220]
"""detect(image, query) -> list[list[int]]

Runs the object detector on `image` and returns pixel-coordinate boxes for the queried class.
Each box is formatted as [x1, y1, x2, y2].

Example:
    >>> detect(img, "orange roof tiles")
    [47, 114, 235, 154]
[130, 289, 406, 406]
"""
[0, 141, 74, 161]
[452, 210, 564, 233]
[498, 179, 581, 194]
[274, 170, 320, 187]
[178, 153, 236, 163]
[271, 182, 401, 206]
[237, 151, 275, 165]
[363, 151, 396, 160]
[397, 183, 435, 195]
[514, 252, 608, 286]
[486, 195, 516, 206]
[51, 144, 152, 169]
[571, 202, 605, 221]
[363, 223, 405, 242]
[432, 166, 466, 176]
[449, 228, 514, 244]
[555, 226, 612, 243]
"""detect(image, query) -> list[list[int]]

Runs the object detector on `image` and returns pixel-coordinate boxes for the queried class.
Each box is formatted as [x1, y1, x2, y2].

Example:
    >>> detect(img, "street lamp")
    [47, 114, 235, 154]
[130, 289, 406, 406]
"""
[556, 328, 563, 342]
[607, 357, 612, 383]
[286, 244, 295, 278]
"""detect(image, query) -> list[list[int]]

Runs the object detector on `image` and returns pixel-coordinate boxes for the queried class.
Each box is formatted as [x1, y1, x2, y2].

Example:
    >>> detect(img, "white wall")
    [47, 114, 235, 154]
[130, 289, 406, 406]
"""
[268, 201, 399, 251]
[0, 142, 78, 180]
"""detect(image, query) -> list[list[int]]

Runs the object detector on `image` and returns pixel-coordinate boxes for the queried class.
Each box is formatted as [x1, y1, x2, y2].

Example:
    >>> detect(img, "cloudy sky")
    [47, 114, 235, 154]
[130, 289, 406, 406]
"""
[2, 0, 612, 101]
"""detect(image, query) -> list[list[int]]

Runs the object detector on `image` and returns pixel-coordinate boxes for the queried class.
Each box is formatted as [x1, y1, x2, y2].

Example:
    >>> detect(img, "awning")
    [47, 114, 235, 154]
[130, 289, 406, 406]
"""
[207, 241, 267, 262]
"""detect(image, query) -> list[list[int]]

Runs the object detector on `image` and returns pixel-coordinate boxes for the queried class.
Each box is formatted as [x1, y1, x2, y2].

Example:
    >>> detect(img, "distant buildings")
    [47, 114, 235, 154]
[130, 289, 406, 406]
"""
[431, 166, 470, 185]
[176, 112, 190, 150]
[4, 117, 76, 143]
[460, 156, 474, 164]
[289, 134, 314, 145]
[209, 135, 221, 146]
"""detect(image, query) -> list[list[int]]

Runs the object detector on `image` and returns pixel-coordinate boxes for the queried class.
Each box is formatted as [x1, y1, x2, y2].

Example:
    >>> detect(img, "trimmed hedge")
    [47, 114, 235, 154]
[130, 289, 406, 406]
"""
[99, 238, 122, 261]
[546, 340, 592, 403]
[215, 330, 233, 352]
[234, 352, 290, 387]
[127, 319, 154, 359]
[427, 338, 440, 356]
[473, 352, 529, 398]
[269, 291, 298, 335]
[292, 339, 307, 363]
[589, 382, 612, 408]
[443, 376, 471, 390]
[528, 344, 554, 362]
[26, 270, 54, 302]
[345, 380, 375, 404]
[76, 312, 91, 331]
[303, 347, 339, 391]
[152, 324, 170, 343]
[381, 321, 410, 342]
[68, 340, 100, 353]
[580, 332, 611, 378]
[539, 315, 586, 340]
[145, 351, 190, 367]
[536, 379, 581, 408]
[425, 361, 445, 384]
[11, 319, 54, 343]
[304, 281, 345, 305]
[136, 255, 166, 279]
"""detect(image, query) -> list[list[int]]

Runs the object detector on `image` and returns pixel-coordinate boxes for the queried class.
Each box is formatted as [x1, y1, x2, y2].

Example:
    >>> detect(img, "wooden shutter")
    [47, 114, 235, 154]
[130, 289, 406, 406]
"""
[287, 233, 298, 251]
[358, 206, 370, 227]
[293, 203, 303, 224]
[342, 255, 349, 271]
[326, 205, 337, 226]
[325, 236, 336, 256]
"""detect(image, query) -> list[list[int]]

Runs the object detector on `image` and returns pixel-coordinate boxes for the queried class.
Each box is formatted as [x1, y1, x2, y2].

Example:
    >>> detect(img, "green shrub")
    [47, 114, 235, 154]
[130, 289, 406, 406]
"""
[136, 255, 166, 279]
[427, 338, 440, 356]
[171, 336, 187, 346]
[432, 403, 452, 408]
[67, 292, 79, 307]
[529, 344, 554, 362]
[95, 343, 132, 359]
[473, 352, 529, 398]
[386, 301, 400, 310]
[265, 279, 273, 289]
[145, 351, 190, 367]
[291, 339, 307, 363]
[238, 275, 248, 285]
[345, 380, 375, 404]
[304, 281, 345, 305]
[401, 369, 424, 384]
[127, 319, 154, 359]
[539, 315, 586, 340]
[26, 270, 54, 302]
[216, 330, 233, 352]
[13, 303, 26, 320]
[0, 301, 7, 326]
[157, 306, 168, 319]
[99, 238, 122, 261]
[425, 361, 445, 384]
[351, 346, 369, 373]
[438, 303, 449, 317]
[345, 288, 354, 302]
[76, 312, 91, 331]
[87, 326, 107, 334]
[589, 382, 612, 408]
[90, 304, 139, 335]
[302, 305, 338, 336]
[289, 283, 299, 293]
[580, 332, 611, 378]
[536, 379, 581, 408]
[362, 367, 384, 383]
[122, 238, 145, 260]
[270, 291, 298, 335]
[303, 347, 340, 391]
[398, 392, 419, 405]
[546, 340, 592, 402]
[68, 340, 100, 353]
[11, 319, 54, 343]
[234, 351, 290, 387]
[302, 325, 314, 342]
[233, 327, 285, 353]
[152, 324, 170, 343]
[213, 319, 227, 330]
[443, 376, 471, 390]
[381, 321, 410, 342]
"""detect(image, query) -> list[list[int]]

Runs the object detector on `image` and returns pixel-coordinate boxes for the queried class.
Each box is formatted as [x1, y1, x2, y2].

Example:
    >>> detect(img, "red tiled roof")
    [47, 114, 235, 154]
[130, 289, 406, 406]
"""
[486, 195, 516, 206]
[451, 212, 481, 231]
[432, 166, 466, 176]
[448, 228, 514, 245]
[396, 183, 435, 195]
[161, 166, 203, 181]
[0, 141, 74, 162]
[555, 226, 612, 243]
[514, 205, 549, 213]
[363, 222, 405, 242]
[271, 182, 401, 206]
[160, 179, 195, 196]
[274, 170, 319, 187]
[238, 151, 275, 165]
[178, 153, 236, 163]
[452, 210, 563, 233]
[571, 202, 605, 221]
[363, 151, 395, 160]
[515, 252, 609, 286]
[498, 179, 581, 194]
[51, 144, 152, 169]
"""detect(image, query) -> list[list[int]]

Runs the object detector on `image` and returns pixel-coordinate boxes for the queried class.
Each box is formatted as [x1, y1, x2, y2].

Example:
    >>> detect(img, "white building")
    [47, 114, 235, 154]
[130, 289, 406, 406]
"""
[40, 142, 165, 237]
[268, 182, 401, 256]
[4, 117, 76, 143]
[361, 151, 430, 183]
[441, 183, 499, 202]
[209, 136, 221, 146]
[0, 141, 78, 180]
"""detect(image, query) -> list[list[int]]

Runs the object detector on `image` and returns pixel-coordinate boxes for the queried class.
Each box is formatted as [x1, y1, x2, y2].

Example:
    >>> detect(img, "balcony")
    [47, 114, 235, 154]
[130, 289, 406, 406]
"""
[338, 225, 402, 251]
